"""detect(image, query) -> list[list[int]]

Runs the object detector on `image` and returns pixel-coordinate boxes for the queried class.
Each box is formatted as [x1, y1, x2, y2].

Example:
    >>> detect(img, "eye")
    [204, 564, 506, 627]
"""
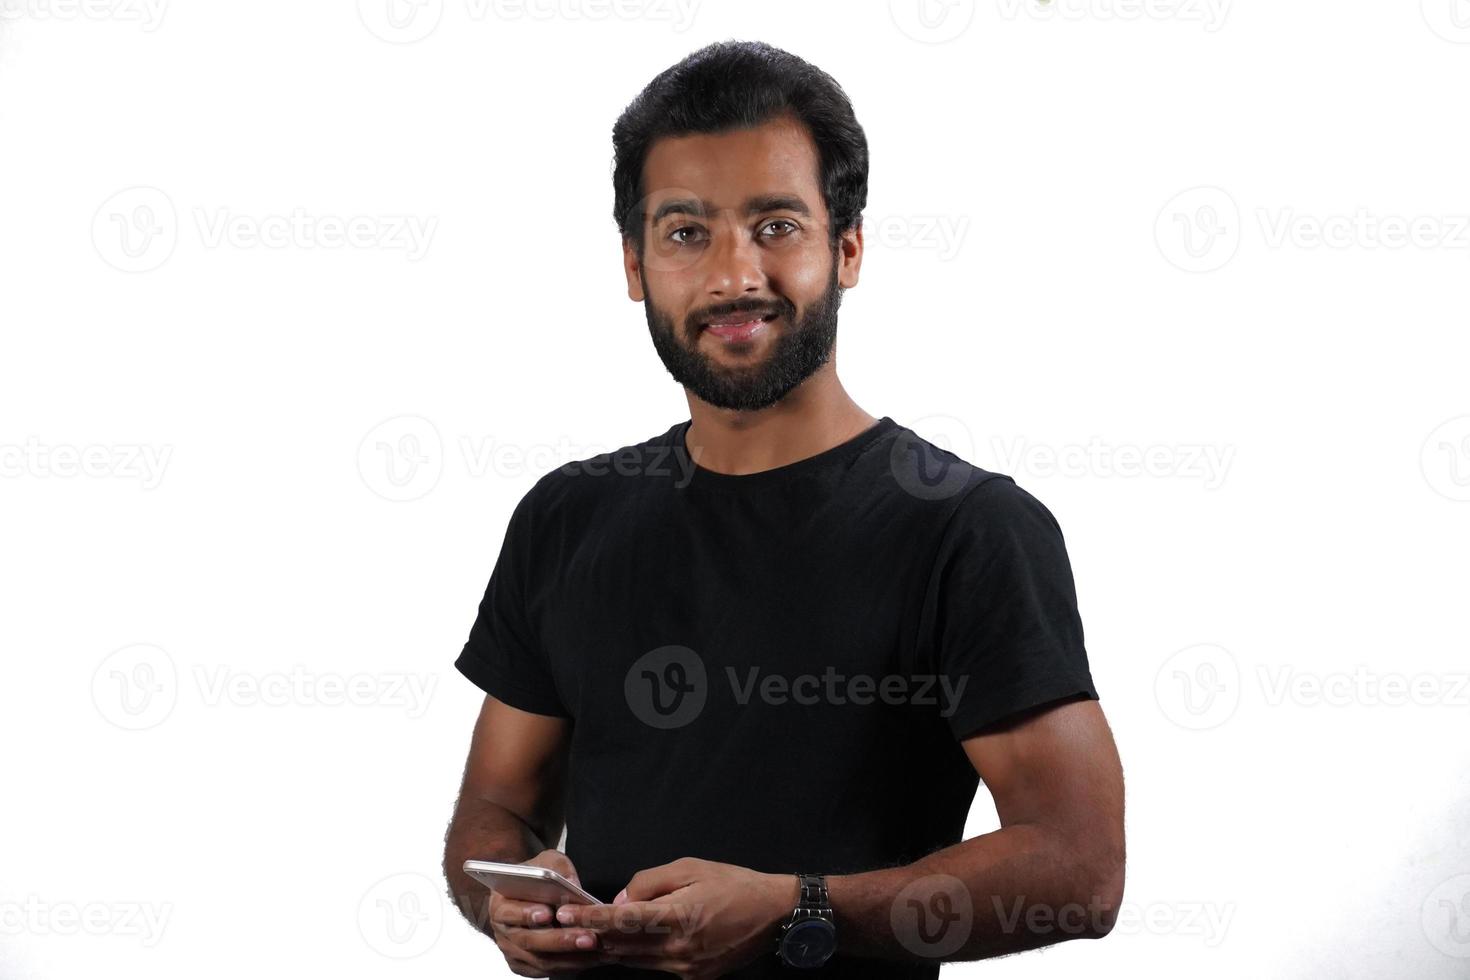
[762, 219, 799, 238]
[667, 224, 707, 246]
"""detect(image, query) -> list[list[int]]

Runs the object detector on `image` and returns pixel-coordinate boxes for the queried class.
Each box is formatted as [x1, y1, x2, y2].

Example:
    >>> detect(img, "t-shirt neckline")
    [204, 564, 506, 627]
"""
[672, 416, 899, 491]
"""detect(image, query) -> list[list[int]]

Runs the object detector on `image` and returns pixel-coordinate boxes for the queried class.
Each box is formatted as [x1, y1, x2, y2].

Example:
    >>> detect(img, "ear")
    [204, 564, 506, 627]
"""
[623, 236, 645, 302]
[836, 220, 863, 289]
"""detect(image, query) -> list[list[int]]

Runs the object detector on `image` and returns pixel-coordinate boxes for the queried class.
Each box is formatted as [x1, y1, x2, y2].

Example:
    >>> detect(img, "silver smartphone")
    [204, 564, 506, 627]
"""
[463, 860, 606, 906]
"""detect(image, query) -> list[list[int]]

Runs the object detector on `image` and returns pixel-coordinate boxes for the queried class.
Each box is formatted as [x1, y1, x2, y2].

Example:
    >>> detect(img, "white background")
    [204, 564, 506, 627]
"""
[2, 0, 1469, 977]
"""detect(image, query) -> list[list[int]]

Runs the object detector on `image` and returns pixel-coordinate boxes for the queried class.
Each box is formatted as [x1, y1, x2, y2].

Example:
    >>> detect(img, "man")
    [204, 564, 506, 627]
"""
[443, 39, 1124, 979]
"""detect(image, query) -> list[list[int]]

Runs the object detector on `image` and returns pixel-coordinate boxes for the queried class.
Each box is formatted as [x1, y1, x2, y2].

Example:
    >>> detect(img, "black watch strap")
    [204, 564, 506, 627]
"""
[776, 873, 835, 963]
[794, 873, 829, 913]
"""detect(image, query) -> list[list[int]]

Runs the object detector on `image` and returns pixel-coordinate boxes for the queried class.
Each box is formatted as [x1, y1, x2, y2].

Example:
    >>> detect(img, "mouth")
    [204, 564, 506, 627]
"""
[700, 311, 778, 343]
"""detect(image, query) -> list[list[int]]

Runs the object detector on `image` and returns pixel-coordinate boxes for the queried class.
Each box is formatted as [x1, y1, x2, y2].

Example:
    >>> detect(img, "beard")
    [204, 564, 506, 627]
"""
[643, 248, 843, 412]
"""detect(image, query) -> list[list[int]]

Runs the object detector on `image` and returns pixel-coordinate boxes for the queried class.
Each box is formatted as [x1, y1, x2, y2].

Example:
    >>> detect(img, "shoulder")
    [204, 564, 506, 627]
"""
[954, 474, 1062, 532]
[879, 421, 1064, 539]
[880, 421, 1028, 513]
[514, 421, 684, 523]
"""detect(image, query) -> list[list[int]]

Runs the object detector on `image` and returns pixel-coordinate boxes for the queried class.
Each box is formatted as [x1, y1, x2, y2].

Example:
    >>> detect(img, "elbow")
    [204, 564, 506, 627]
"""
[1076, 846, 1126, 940]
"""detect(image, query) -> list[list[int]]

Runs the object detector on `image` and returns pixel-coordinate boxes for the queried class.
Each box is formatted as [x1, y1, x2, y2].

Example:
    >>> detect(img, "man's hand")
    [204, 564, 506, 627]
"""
[554, 857, 798, 980]
[487, 849, 613, 977]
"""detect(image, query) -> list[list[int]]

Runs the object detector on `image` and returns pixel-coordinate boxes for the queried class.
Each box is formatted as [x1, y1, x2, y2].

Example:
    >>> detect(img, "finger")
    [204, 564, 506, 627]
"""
[527, 849, 584, 889]
[552, 900, 640, 930]
[622, 857, 700, 902]
[586, 929, 680, 959]
[501, 923, 603, 955]
[502, 944, 619, 976]
[556, 899, 676, 929]
[563, 899, 693, 936]
[493, 896, 558, 928]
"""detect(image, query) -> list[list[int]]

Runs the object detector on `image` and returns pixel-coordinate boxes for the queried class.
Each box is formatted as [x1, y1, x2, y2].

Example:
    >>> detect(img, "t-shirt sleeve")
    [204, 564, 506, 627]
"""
[925, 476, 1098, 740]
[454, 488, 570, 718]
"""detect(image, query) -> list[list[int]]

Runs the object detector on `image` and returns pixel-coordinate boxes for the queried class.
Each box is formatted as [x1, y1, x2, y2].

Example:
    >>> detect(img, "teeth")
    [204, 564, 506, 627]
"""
[704, 314, 772, 329]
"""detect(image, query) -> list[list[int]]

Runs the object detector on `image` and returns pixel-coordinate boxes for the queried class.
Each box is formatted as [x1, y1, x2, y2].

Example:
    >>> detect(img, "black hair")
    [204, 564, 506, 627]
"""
[611, 40, 869, 255]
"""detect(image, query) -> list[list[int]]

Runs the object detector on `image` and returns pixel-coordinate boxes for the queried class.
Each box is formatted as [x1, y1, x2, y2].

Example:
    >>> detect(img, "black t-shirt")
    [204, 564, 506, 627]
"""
[455, 416, 1098, 978]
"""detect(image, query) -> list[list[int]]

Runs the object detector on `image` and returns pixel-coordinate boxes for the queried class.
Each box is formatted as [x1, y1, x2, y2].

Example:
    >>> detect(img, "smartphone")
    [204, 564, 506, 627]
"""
[463, 860, 605, 906]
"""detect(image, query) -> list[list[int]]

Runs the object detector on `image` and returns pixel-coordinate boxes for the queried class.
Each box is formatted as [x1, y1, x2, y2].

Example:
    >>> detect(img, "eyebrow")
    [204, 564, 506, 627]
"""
[650, 194, 813, 224]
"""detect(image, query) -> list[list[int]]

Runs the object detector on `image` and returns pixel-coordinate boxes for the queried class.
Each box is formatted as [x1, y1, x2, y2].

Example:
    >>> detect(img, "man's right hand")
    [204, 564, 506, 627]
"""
[489, 849, 611, 978]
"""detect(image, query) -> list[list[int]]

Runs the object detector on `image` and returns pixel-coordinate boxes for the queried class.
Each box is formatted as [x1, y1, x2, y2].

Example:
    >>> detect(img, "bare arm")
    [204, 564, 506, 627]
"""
[442, 694, 572, 934]
[826, 697, 1126, 963]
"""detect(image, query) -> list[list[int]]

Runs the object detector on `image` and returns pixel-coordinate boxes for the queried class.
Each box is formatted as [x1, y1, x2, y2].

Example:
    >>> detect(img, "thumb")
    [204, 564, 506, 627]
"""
[622, 858, 698, 903]
[536, 849, 582, 888]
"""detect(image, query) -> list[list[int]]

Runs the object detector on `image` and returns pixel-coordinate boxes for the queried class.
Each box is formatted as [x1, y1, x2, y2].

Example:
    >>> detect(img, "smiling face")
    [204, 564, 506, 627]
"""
[624, 112, 863, 412]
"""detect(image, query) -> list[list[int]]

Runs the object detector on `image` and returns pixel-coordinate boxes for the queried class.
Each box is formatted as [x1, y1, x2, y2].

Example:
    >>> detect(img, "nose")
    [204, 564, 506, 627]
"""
[701, 212, 764, 299]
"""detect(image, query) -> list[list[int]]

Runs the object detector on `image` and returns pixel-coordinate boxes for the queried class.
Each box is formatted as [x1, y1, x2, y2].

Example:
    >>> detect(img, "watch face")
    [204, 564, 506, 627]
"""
[780, 918, 836, 968]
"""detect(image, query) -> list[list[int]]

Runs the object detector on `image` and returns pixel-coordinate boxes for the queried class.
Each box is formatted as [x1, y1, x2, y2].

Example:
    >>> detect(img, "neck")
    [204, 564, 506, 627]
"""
[682, 368, 878, 476]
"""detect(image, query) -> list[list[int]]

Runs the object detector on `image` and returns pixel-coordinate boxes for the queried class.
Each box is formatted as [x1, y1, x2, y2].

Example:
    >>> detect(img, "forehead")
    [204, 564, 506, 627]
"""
[640, 113, 824, 218]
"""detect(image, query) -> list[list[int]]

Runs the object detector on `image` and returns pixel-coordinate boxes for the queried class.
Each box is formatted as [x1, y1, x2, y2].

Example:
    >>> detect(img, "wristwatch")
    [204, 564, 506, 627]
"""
[775, 873, 837, 968]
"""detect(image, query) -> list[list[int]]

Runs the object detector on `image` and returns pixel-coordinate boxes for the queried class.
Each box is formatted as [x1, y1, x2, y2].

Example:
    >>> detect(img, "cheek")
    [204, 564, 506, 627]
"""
[771, 247, 834, 307]
[643, 270, 695, 316]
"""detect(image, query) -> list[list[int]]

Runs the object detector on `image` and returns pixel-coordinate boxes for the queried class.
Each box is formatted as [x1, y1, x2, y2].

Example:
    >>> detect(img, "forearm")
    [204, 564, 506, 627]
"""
[443, 798, 555, 935]
[826, 823, 1123, 963]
